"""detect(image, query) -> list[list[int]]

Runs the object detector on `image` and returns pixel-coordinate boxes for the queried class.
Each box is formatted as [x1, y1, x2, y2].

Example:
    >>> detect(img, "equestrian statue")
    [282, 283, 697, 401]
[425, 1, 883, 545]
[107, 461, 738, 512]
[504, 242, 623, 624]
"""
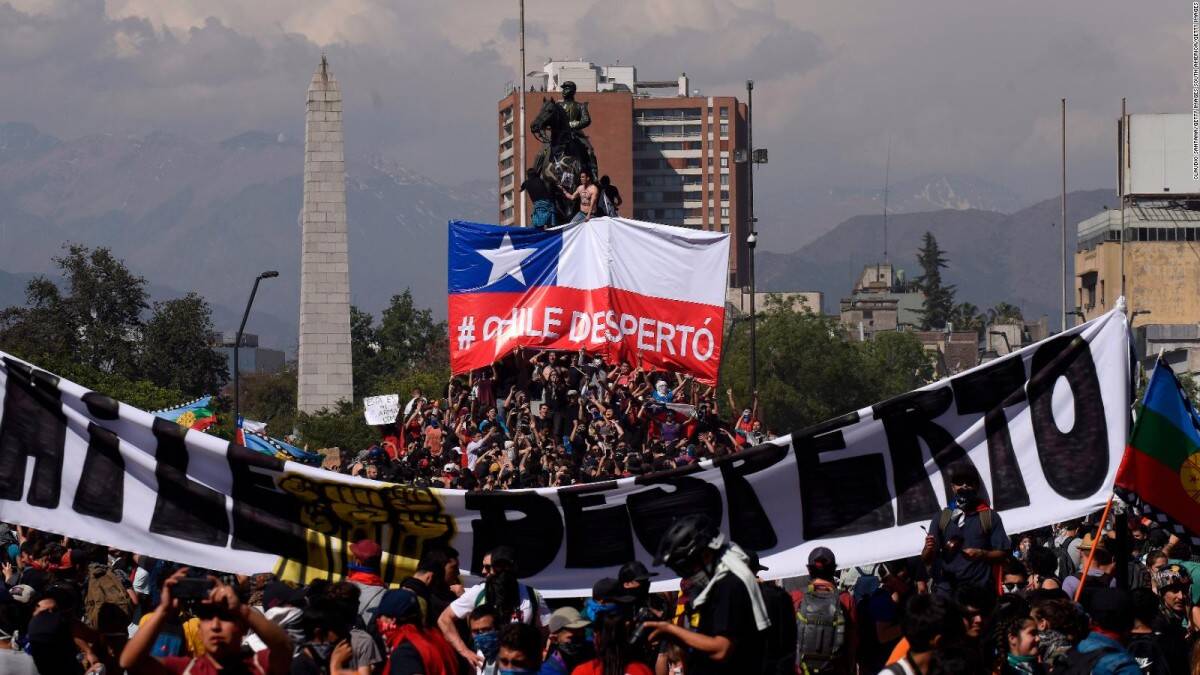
[530, 81, 599, 224]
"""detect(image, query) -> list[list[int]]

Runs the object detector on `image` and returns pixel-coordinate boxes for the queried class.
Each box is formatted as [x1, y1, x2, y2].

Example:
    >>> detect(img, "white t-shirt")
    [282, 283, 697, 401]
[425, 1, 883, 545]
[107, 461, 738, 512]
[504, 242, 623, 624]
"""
[0, 648, 39, 675]
[450, 582, 551, 626]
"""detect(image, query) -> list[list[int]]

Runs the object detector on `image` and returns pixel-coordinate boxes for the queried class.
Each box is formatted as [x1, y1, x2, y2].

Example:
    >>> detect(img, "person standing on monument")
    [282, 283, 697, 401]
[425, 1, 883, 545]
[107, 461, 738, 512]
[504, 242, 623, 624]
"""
[563, 170, 600, 224]
[521, 168, 555, 228]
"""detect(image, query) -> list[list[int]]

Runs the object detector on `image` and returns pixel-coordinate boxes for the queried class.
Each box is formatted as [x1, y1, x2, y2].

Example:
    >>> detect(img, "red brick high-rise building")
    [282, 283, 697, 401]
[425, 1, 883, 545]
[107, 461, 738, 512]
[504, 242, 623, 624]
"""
[498, 60, 750, 287]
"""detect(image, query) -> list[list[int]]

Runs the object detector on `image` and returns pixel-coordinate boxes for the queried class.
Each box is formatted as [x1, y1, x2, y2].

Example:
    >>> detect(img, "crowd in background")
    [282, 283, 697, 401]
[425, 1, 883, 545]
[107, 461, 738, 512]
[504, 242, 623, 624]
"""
[331, 348, 771, 491]
[7, 484, 1200, 674]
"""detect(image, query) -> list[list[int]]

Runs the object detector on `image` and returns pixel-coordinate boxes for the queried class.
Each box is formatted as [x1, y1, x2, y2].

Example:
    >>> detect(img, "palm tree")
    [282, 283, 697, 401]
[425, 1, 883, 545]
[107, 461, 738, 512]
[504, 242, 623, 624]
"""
[949, 302, 985, 336]
[987, 302, 1024, 325]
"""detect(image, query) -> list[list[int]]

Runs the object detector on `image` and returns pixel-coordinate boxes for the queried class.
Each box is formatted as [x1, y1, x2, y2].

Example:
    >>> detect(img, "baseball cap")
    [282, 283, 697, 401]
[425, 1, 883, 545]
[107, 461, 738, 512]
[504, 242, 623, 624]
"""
[1155, 564, 1190, 590]
[745, 550, 769, 573]
[350, 539, 382, 562]
[372, 589, 420, 620]
[263, 581, 306, 610]
[7, 584, 35, 604]
[807, 546, 836, 572]
[1086, 588, 1133, 633]
[547, 606, 591, 633]
[618, 561, 658, 584]
[489, 546, 517, 567]
[592, 577, 636, 604]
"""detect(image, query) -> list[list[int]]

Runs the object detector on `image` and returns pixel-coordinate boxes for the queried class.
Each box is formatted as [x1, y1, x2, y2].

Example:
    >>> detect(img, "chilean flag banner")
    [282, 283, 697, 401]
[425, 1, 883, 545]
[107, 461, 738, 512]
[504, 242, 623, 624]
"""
[448, 217, 730, 383]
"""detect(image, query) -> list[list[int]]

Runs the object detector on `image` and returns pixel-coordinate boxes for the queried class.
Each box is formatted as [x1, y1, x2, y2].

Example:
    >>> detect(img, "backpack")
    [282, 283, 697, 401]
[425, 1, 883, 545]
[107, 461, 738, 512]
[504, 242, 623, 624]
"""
[475, 583, 541, 627]
[84, 564, 134, 629]
[850, 566, 880, 602]
[1051, 645, 1116, 674]
[1054, 537, 1079, 579]
[936, 508, 994, 539]
[795, 584, 846, 673]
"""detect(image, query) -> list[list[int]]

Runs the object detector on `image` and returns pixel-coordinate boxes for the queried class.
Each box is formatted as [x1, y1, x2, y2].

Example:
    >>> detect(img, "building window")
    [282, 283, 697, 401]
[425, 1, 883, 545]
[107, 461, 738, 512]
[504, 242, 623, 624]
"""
[1100, 280, 1105, 306]
[500, 156, 513, 169]
[685, 158, 701, 168]
[720, 107, 729, 120]
[720, 123, 729, 137]
[721, 207, 730, 218]
[720, 156, 728, 168]
[720, 190, 730, 200]
[720, 174, 729, 186]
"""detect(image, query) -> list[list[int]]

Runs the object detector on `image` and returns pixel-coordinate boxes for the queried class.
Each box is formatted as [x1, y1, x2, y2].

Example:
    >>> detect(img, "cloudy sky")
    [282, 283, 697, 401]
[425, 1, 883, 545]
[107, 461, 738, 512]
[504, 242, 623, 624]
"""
[0, 0, 1189, 250]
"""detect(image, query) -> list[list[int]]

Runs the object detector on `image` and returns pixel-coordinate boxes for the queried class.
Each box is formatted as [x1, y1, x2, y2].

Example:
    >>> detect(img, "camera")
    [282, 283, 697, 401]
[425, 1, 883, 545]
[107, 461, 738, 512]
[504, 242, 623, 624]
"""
[627, 607, 656, 646]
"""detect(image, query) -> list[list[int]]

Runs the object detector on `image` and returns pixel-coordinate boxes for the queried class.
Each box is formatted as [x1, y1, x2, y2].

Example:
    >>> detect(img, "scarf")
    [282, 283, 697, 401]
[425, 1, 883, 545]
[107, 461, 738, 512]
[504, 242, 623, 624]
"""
[690, 536, 771, 631]
[1005, 653, 1037, 674]
[348, 565, 385, 587]
[384, 624, 457, 675]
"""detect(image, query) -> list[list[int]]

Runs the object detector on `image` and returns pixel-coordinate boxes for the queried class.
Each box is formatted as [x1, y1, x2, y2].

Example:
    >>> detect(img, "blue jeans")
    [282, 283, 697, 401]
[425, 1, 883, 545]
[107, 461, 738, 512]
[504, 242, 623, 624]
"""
[568, 211, 587, 225]
[532, 199, 555, 228]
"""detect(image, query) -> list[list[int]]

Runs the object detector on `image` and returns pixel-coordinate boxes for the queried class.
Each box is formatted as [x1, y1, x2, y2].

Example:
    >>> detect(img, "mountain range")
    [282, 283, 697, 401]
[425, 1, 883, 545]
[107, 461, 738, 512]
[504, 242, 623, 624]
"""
[0, 121, 1112, 356]
[0, 122, 492, 353]
[756, 188, 1116, 321]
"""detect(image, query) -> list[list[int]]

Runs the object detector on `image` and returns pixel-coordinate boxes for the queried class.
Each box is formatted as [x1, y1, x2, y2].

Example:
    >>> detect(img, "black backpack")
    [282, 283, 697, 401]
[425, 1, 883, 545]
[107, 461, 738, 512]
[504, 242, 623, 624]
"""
[936, 508, 994, 539]
[1051, 645, 1116, 674]
[1054, 537, 1079, 578]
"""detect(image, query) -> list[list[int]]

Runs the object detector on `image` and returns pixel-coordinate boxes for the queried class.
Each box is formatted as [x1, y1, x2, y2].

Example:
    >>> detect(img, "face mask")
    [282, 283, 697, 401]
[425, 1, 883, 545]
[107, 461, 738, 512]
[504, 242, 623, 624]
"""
[473, 630, 500, 661]
[685, 568, 712, 593]
[583, 598, 617, 622]
[1002, 583, 1022, 594]
[954, 488, 977, 509]
[306, 641, 333, 663]
[557, 637, 588, 659]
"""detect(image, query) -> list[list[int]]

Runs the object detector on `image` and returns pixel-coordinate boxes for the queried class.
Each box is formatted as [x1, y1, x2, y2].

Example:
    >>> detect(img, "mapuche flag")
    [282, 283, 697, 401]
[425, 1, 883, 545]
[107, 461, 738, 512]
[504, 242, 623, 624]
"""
[1115, 360, 1200, 538]
[153, 396, 217, 432]
[447, 217, 730, 383]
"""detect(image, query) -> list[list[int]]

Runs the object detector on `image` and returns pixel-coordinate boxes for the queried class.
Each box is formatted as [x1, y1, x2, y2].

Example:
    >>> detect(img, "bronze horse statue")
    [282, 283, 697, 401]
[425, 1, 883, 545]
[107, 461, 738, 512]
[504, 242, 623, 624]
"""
[530, 97, 598, 224]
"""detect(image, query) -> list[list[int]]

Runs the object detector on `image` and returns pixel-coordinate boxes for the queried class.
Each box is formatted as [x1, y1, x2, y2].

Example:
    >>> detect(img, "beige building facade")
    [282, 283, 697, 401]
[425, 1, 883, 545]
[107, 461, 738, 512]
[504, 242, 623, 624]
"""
[1075, 205, 1200, 329]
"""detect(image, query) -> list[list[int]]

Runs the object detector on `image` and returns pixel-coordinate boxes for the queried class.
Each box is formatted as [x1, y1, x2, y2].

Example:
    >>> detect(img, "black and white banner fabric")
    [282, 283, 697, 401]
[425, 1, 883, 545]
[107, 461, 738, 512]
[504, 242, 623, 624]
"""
[0, 307, 1129, 596]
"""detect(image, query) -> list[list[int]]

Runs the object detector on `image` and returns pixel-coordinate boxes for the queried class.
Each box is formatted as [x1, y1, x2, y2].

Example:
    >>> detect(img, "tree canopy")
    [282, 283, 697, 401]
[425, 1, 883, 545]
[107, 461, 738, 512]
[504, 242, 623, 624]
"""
[915, 232, 956, 330]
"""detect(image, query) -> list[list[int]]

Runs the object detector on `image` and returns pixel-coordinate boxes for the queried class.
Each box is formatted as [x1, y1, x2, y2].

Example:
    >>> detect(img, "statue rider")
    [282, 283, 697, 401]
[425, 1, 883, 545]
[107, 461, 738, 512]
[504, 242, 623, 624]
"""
[533, 81, 598, 182]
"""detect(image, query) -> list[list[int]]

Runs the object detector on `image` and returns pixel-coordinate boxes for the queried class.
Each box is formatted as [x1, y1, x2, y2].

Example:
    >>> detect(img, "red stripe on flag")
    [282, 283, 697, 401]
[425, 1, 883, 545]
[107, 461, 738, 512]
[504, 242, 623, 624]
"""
[1115, 447, 1200, 535]
[449, 286, 725, 383]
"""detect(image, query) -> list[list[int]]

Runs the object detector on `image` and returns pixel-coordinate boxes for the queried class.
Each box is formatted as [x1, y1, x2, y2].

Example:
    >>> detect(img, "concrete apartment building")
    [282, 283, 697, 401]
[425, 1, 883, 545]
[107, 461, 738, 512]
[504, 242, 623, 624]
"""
[1075, 112, 1200, 374]
[497, 60, 751, 286]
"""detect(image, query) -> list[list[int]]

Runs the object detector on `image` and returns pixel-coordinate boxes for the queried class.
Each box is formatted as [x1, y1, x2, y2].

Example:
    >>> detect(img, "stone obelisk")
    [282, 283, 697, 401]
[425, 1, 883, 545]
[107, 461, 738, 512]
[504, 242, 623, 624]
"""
[298, 56, 354, 413]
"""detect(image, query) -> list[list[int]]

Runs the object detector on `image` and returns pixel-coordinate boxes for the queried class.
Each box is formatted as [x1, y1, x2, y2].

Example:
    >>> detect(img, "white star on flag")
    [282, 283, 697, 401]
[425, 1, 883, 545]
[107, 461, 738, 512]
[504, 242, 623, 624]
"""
[477, 234, 536, 286]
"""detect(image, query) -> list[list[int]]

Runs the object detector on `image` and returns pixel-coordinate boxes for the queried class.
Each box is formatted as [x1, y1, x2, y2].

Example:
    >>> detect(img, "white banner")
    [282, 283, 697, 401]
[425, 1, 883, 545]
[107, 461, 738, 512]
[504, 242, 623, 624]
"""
[0, 307, 1128, 596]
[363, 394, 400, 426]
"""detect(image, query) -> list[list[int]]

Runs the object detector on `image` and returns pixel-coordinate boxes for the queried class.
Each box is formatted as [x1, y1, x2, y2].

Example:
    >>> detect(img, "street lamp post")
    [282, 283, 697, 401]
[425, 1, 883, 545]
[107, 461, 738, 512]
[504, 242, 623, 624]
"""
[747, 231, 758, 394]
[234, 270, 279, 426]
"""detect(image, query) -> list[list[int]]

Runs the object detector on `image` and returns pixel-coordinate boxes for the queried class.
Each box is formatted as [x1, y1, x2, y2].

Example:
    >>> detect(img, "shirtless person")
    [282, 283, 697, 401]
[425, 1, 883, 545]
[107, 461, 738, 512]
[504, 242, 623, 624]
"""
[563, 170, 600, 224]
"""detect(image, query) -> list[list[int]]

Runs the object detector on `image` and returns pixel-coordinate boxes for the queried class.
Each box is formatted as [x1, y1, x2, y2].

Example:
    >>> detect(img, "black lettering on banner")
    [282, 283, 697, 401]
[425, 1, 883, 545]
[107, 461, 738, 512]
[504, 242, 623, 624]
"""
[465, 491, 563, 576]
[626, 476, 722, 560]
[81, 392, 119, 420]
[72, 423, 125, 522]
[951, 357, 1031, 510]
[1028, 334, 1109, 498]
[0, 358, 67, 508]
[557, 482, 634, 568]
[794, 427, 894, 539]
[874, 387, 971, 525]
[228, 445, 307, 559]
[147, 418, 229, 546]
[714, 443, 788, 550]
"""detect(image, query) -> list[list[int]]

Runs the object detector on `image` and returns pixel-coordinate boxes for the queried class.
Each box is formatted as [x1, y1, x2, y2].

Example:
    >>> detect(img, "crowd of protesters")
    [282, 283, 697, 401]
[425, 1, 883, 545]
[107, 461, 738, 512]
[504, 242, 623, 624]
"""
[7, 462, 1200, 673]
[329, 348, 771, 491]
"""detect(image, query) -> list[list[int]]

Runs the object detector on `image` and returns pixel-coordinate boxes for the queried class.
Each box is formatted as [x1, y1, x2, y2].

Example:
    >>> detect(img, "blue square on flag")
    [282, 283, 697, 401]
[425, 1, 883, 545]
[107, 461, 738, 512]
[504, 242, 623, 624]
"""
[448, 221, 561, 293]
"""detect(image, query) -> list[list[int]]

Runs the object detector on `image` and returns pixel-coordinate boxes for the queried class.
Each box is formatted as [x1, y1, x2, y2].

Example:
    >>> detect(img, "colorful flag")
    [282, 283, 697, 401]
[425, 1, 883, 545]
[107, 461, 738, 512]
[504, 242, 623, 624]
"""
[153, 396, 217, 432]
[448, 217, 730, 382]
[1116, 359, 1200, 542]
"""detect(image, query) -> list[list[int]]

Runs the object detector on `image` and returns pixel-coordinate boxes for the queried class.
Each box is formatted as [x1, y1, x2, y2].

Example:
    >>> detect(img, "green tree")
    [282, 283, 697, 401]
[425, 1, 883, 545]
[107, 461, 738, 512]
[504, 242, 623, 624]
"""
[949, 302, 986, 336]
[238, 367, 299, 435]
[296, 400, 375, 452]
[914, 232, 956, 330]
[0, 245, 149, 376]
[721, 295, 933, 431]
[141, 293, 228, 396]
[987, 302, 1024, 324]
[351, 290, 448, 399]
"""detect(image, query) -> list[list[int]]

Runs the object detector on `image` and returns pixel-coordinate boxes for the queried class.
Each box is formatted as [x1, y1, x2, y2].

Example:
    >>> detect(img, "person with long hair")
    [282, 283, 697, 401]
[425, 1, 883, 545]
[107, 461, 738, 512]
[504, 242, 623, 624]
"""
[570, 611, 651, 675]
[986, 598, 1041, 674]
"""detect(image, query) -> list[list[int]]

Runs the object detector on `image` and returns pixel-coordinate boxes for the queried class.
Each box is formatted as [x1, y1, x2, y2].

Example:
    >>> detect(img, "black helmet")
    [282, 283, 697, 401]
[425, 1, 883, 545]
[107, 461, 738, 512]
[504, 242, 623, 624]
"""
[653, 514, 716, 569]
[561, 81, 577, 96]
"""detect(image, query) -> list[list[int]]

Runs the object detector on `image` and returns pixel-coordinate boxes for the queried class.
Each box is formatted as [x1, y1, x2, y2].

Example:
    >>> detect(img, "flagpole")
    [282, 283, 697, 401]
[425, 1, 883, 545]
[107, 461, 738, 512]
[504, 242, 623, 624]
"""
[1073, 493, 1115, 602]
